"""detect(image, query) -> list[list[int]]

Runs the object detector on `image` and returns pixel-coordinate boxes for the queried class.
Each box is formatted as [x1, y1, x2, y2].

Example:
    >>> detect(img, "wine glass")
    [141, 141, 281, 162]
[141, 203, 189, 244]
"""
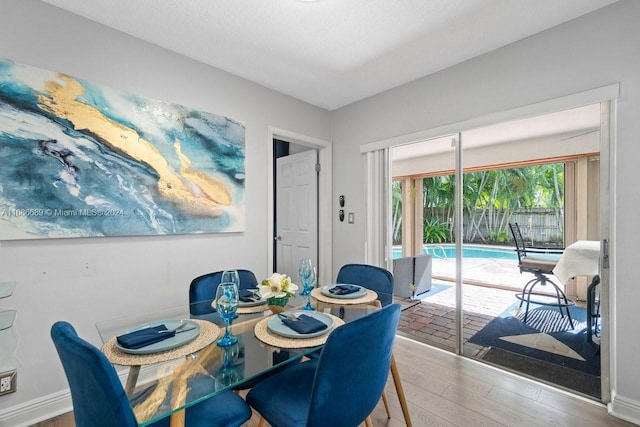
[221, 270, 240, 318]
[218, 361, 241, 387]
[221, 270, 240, 287]
[216, 282, 239, 347]
[302, 266, 317, 311]
[298, 258, 312, 296]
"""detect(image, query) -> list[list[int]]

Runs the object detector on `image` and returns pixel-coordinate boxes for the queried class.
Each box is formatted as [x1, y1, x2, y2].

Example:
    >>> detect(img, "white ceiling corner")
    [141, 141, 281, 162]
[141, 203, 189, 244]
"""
[41, 0, 619, 111]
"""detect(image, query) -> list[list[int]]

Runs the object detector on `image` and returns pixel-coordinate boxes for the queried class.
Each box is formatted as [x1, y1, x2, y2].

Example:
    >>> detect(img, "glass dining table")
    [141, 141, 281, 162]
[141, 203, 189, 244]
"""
[95, 295, 382, 427]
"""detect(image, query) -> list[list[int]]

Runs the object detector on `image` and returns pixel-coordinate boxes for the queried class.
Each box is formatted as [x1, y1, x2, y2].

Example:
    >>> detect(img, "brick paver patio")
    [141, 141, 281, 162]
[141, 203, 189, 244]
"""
[396, 257, 576, 357]
[398, 282, 517, 356]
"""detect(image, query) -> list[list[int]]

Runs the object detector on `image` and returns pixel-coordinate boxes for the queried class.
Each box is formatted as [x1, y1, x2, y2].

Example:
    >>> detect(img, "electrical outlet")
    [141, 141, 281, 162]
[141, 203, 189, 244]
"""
[0, 370, 16, 395]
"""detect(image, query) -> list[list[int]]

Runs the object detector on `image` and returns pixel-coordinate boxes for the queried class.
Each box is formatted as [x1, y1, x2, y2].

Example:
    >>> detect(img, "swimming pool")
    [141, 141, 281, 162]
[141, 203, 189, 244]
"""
[392, 244, 560, 260]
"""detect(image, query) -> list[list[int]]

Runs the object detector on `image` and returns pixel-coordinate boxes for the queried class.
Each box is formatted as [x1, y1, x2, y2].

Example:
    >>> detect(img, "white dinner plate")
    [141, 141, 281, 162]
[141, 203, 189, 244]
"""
[320, 284, 367, 299]
[266, 310, 333, 339]
[115, 319, 200, 355]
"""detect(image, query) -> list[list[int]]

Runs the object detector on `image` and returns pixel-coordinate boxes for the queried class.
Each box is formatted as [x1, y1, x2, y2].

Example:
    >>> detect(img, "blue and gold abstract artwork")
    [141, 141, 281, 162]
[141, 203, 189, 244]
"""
[0, 58, 245, 240]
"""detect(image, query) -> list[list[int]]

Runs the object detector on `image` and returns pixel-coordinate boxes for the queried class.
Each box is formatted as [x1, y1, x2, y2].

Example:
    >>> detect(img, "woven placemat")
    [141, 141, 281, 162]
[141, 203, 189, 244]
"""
[211, 300, 268, 314]
[311, 288, 378, 305]
[101, 320, 220, 366]
[254, 314, 344, 349]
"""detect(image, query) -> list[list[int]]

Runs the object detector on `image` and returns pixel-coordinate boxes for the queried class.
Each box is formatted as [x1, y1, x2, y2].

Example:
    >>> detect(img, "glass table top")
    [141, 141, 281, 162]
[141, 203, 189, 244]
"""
[96, 297, 381, 426]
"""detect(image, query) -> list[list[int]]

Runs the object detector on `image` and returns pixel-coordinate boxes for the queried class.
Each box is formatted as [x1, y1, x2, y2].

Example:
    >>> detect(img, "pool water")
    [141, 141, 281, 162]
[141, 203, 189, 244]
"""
[392, 244, 560, 261]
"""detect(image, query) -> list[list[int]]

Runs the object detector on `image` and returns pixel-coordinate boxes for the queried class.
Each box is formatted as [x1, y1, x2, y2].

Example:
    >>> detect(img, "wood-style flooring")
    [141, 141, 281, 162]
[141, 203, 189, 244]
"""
[32, 336, 634, 427]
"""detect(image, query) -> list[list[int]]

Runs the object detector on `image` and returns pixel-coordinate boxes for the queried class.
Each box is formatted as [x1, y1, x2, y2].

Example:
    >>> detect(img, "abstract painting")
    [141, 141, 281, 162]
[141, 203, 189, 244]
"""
[0, 58, 245, 240]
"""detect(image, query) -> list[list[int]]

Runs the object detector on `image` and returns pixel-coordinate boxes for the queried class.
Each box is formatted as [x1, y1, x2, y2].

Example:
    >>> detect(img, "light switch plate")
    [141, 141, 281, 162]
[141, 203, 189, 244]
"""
[348, 213, 354, 224]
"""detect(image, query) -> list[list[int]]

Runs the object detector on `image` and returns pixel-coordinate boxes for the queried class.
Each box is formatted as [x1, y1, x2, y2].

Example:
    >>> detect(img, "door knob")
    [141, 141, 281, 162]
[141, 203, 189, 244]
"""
[274, 235, 282, 241]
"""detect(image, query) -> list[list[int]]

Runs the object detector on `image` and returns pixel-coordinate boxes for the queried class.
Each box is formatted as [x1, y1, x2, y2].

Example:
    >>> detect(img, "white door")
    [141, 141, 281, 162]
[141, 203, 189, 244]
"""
[275, 150, 318, 283]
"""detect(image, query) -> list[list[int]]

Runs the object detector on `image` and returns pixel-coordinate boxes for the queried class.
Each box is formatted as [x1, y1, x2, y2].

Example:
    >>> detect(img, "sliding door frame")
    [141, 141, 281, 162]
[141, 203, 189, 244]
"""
[363, 84, 618, 402]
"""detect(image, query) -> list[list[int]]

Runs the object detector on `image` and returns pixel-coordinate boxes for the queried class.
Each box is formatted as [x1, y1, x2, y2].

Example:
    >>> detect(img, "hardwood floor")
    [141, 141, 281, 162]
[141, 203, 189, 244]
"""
[29, 412, 74, 427]
[33, 336, 634, 427]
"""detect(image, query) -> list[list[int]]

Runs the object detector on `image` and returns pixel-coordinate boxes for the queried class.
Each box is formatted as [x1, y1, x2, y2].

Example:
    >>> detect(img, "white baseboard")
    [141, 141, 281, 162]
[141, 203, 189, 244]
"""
[0, 366, 159, 426]
[0, 390, 72, 427]
[609, 391, 640, 425]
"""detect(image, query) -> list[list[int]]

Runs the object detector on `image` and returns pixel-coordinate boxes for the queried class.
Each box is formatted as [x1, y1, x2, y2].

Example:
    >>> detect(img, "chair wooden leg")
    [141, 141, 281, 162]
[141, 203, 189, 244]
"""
[390, 354, 412, 427]
[124, 365, 140, 395]
[365, 416, 373, 427]
[381, 391, 391, 419]
[168, 412, 186, 427]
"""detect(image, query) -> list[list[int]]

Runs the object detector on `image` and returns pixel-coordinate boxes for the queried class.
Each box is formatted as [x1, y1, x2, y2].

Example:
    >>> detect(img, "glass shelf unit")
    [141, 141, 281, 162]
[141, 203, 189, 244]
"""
[0, 282, 17, 329]
[0, 310, 16, 331]
[0, 282, 15, 299]
[0, 281, 19, 374]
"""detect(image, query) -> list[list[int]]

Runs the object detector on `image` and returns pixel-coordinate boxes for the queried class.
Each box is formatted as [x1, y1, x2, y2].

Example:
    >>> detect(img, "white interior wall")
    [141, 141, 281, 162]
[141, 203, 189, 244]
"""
[0, 0, 330, 424]
[2, 0, 640, 424]
[331, 0, 640, 423]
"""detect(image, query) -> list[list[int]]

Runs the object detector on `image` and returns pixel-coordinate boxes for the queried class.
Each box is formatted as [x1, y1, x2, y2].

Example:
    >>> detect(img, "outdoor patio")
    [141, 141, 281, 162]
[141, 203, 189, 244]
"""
[396, 257, 587, 355]
[397, 282, 517, 356]
[395, 255, 598, 397]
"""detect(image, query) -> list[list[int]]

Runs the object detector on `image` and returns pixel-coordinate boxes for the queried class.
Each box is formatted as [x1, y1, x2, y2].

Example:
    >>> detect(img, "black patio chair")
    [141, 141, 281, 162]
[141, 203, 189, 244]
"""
[587, 274, 601, 347]
[508, 222, 574, 328]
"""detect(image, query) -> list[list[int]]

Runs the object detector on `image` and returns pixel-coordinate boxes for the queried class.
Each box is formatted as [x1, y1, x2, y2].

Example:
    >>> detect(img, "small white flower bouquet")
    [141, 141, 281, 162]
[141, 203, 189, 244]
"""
[259, 273, 298, 306]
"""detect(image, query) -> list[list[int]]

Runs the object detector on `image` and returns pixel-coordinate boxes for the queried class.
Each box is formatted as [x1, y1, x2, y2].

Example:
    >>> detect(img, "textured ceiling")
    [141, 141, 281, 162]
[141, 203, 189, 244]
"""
[42, 0, 618, 110]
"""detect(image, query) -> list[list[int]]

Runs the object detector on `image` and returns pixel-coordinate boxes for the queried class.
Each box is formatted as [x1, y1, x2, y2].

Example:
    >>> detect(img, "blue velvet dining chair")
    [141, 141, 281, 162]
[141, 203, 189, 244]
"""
[336, 263, 394, 307]
[50, 321, 252, 427]
[246, 303, 401, 427]
[189, 269, 259, 320]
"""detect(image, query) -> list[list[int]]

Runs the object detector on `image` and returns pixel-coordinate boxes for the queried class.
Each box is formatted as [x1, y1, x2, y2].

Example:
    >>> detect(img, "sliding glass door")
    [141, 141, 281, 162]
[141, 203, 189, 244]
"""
[391, 133, 460, 353]
[387, 102, 609, 400]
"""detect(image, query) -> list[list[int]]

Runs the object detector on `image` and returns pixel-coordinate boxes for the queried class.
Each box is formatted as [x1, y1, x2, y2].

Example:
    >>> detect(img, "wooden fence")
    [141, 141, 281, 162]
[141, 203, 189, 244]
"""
[457, 209, 563, 246]
[400, 209, 564, 246]
[508, 210, 563, 245]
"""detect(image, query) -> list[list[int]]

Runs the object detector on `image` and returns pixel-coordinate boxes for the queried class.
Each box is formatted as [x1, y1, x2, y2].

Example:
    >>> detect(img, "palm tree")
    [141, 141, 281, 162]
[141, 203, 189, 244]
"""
[392, 162, 564, 247]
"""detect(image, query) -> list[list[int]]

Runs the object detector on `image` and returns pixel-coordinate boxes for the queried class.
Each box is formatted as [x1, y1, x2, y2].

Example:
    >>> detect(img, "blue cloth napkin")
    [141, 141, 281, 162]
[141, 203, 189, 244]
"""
[329, 284, 361, 295]
[239, 289, 261, 302]
[116, 325, 175, 349]
[280, 314, 328, 334]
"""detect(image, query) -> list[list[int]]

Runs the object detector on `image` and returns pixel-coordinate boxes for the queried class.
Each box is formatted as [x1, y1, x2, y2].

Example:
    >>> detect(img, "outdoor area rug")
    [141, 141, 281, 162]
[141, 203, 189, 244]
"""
[468, 301, 600, 397]
[482, 347, 600, 398]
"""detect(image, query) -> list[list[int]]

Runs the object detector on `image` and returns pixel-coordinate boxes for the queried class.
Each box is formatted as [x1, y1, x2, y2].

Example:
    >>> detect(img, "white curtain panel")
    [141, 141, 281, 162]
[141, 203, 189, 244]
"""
[365, 149, 391, 269]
